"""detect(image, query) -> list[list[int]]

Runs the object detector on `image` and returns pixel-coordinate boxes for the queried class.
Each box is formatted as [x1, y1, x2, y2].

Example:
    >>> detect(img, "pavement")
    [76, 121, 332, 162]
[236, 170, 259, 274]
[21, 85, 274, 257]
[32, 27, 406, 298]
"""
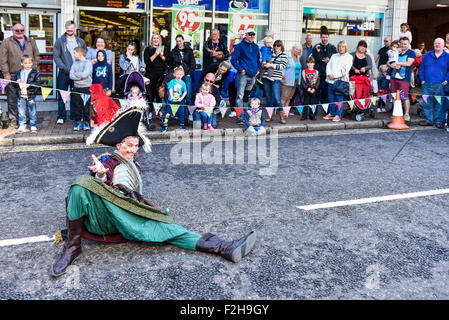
[0, 98, 428, 147]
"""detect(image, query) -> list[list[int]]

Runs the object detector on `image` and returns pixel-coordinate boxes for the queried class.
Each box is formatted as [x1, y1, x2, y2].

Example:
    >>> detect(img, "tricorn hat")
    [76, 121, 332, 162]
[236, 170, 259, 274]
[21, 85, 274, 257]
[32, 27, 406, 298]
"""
[87, 84, 151, 152]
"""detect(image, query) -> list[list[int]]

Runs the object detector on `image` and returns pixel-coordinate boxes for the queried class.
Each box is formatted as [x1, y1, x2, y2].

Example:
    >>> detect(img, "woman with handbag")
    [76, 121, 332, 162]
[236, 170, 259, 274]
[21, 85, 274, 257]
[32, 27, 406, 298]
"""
[324, 41, 353, 122]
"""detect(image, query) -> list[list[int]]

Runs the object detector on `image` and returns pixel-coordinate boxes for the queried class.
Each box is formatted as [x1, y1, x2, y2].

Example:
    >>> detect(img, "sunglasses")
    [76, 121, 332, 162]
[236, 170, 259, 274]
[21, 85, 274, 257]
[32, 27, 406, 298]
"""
[274, 44, 281, 47]
[14, 29, 24, 32]
[205, 79, 214, 83]
[247, 32, 256, 36]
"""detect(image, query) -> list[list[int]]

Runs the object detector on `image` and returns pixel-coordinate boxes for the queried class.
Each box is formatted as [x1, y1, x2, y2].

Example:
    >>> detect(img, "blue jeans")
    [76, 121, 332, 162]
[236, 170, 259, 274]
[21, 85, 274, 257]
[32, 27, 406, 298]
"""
[183, 75, 192, 105]
[328, 83, 344, 117]
[192, 110, 217, 127]
[17, 97, 37, 127]
[422, 82, 445, 125]
[56, 71, 75, 121]
[236, 73, 256, 109]
[263, 78, 282, 110]
[444, 84, 449, 126]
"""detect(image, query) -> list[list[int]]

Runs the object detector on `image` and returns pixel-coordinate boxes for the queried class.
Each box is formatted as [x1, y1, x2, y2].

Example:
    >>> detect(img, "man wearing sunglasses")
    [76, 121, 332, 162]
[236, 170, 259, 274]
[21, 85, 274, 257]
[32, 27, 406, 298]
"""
[0, 23, 40, 129]
[231, 29, 261, 124]
[375, 36, 392, 69]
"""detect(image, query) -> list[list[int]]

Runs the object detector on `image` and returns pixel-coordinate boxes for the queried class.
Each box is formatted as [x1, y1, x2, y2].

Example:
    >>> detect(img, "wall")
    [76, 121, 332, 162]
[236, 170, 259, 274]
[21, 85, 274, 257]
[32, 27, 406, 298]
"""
[408, 7, 449, 50]
[269, 0, 304, 51]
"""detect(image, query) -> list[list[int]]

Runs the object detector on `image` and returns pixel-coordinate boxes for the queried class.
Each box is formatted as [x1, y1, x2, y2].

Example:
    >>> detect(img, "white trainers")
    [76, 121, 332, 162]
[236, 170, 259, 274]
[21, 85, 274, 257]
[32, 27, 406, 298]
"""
[228, 111, 237, 118]
[376, 108, 382, 113]
[16, 125, 26, 133]
[56, 118, 64, 125]
[30, 126, 37, 133]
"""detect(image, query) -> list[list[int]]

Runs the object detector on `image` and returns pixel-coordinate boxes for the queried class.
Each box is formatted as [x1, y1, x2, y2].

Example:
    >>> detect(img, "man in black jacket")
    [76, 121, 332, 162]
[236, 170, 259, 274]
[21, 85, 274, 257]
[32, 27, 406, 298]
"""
[169, 35, 196, 104]
[311, 26, 337, 104]
[201, 29, 229, 81]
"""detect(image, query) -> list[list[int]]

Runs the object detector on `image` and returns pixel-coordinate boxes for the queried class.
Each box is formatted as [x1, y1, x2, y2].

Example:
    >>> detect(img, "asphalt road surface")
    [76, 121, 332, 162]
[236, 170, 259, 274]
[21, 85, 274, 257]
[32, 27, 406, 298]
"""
[1, 127, 449, 302]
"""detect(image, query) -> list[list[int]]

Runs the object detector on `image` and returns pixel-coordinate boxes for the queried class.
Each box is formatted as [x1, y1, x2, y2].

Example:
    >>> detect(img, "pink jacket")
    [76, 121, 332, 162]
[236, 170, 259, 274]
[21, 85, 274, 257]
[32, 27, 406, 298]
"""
[194, 92, 216, 110]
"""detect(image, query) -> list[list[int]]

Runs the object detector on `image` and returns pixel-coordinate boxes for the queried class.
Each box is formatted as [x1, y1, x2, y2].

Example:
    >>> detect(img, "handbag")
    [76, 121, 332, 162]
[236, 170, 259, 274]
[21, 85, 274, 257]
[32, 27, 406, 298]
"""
[333, 80, 349, 96]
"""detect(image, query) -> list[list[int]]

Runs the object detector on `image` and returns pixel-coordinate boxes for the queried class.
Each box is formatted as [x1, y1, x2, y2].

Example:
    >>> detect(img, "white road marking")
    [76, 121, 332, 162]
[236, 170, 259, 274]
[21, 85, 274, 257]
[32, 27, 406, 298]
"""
[0, 235, 55, 247]
[297, 188, 449, 211]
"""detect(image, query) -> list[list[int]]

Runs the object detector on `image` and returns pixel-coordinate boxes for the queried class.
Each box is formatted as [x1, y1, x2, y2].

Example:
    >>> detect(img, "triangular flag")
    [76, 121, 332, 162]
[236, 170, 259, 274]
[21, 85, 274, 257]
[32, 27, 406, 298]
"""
[187, 106, 196, 115]
[371, 96, 377, 105]
[348, 100, 354, 110]
[380, 94, 387, 104]
[119, 99, 127, 108]
[41, 87, 52, 101]
[170, 105, 180, 116]
[422, 95, 429, 104]
[265, 107, 274, 119]
[0, 79, 10, 94]
[391, 92, 397, 100]
[81, 93, 90, 106]
[435, 96, 442, 105]
[359, 99, 365, 106]
[19, 82, 30, 96]
[235, 107, 243, 118]
[204, 106, 213, 117]
[296, 106, 304, 115]
[59, 90, 71, 103]
[336, 102, 343, 111]
[283, 107, 291, 117]
[153, 103, 162, 114]
[310, 105, 316, 113]
[220, 107, 228, 118]
[321, 104, 329, 113]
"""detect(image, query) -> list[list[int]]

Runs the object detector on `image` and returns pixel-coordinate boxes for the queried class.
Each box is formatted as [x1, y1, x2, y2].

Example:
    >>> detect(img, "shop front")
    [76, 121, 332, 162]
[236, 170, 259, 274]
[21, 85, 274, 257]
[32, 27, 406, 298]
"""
[76, 0, 269, 85]
[301, 3, 388, 56]
[0, 0, 60, 99]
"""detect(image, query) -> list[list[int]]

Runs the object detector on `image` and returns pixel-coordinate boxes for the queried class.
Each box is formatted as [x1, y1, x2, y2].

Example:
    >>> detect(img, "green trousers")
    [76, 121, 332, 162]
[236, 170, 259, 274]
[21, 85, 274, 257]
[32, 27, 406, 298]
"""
[67, 185, 201, 251]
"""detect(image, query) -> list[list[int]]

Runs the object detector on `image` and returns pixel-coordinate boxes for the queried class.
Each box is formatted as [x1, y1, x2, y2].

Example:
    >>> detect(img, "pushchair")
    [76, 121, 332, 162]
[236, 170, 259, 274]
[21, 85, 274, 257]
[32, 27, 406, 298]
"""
[348, 75, 375, 121]
[123, 71, 155, 131]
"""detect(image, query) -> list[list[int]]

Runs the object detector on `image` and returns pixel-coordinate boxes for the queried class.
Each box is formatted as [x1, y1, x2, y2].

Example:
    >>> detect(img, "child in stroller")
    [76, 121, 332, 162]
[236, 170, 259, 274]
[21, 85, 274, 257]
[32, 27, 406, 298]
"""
[376, 64, 391, 113]
[349, 75, 374, 121]
[123, 71, 155, 131]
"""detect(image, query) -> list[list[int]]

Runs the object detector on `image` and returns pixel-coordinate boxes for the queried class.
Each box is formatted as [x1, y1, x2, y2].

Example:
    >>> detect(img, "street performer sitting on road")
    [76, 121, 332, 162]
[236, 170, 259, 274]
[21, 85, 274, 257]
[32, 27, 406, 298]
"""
[51, 89, 256, 278]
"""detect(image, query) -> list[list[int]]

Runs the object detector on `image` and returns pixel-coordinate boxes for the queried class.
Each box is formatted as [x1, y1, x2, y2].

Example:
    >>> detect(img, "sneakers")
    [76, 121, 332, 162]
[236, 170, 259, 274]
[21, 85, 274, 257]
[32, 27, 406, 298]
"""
[56, 118, 64, 125]
[332, 116, 341, 122]
[323, 114, 334, 120]
[180, 124, 187, 131]
[208, 124, 215, 131]
[30, 126, 37, 134]
[16, 125, 26, 133]
[83, 122, 91, 131]
[404, 114, 410, 121]
[202, 123, 208, 130]
[73, 122, 82, 131]
[228, 111, 237, 118]
[160, 125, 168, 132]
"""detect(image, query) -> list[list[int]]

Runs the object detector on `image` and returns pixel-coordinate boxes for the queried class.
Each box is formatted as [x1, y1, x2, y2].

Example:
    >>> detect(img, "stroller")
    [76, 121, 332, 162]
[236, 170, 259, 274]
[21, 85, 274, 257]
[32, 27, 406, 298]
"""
[123, 71, 155, 131]
[348, 75, 375, 121]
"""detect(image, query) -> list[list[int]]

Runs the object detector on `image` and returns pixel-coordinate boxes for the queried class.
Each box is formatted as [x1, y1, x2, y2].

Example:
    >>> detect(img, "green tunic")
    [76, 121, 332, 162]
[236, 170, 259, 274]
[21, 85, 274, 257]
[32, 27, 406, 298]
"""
[67, 174, 201, 251]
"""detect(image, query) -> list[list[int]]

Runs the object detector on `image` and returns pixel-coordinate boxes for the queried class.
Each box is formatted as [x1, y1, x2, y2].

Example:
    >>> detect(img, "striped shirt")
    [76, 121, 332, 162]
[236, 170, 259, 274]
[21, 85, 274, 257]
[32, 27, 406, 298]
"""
[263, 51, 288, 81]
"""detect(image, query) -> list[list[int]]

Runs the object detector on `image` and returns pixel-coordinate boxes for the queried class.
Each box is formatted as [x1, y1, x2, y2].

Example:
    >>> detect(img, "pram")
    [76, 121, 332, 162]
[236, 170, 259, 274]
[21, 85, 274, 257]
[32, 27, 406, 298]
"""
[123, 71, 155, 131]
[348, 75, 375, 122]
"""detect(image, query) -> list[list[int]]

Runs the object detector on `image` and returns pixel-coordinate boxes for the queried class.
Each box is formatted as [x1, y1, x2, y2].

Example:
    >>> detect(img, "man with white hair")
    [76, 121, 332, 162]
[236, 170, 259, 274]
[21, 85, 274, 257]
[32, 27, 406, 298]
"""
[258, 29, 274, 48]
[300, 33, 314, 69]
[419, 38, 449, 128]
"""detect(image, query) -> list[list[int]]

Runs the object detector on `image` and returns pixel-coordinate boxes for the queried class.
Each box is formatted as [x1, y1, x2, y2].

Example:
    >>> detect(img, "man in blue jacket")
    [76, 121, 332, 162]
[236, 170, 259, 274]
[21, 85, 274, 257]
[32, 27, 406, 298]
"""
[230, 29, 261, 123]
[419, 38, 449, 128]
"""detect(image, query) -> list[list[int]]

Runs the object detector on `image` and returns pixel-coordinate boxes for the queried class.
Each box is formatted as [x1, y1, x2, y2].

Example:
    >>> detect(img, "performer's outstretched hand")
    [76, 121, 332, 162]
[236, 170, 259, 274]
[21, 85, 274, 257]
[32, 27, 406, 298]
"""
[88, 154, 109, 177]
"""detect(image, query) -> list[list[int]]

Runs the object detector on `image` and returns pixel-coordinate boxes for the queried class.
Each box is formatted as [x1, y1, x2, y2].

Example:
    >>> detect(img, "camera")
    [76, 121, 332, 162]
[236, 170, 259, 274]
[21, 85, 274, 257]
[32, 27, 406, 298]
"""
[21, 2, 28, 8]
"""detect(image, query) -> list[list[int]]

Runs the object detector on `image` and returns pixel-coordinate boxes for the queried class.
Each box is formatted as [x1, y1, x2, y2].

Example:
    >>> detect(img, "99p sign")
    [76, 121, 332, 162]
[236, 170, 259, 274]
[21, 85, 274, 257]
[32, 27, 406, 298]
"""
[175, 7, 201, 32]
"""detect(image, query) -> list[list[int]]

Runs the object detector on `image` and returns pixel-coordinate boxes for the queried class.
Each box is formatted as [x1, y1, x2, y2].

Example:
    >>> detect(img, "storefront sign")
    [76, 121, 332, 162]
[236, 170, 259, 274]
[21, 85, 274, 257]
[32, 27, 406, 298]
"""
[347, 22, 375, 31]
[228, 7, 258, 53]
[171, 4, 205, 70]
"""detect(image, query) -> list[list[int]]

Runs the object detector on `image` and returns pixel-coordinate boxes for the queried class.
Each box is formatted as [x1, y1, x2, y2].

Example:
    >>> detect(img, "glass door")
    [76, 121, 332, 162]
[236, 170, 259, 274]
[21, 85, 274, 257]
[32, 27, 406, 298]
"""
[0, 11, 24, 41]
[27, 12, 57, 99]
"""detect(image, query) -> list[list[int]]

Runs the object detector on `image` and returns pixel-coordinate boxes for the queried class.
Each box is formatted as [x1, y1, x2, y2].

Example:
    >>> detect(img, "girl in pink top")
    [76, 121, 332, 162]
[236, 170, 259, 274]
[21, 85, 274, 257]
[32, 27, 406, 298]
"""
[195, 83, 216, 131]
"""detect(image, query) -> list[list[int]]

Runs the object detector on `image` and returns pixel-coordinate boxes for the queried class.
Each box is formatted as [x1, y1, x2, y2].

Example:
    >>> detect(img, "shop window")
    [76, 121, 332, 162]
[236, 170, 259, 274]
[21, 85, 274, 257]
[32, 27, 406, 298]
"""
[77, 0, 144, 9]
[0, 13, 22, 41]
[79, 10, 147, 81]
[302, 8, 383, 38]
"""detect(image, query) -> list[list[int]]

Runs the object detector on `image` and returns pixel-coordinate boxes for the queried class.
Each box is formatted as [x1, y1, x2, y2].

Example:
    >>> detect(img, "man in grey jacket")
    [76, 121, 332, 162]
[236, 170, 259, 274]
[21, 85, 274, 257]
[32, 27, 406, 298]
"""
[53, 21, 87, 125]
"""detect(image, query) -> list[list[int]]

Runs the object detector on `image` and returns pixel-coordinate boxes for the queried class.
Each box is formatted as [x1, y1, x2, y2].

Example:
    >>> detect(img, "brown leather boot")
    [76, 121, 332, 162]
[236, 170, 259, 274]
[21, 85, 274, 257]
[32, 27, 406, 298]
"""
[279, 110, 286, 124]
[51, 216, 84, 277]
[196, 231, 256, 263]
